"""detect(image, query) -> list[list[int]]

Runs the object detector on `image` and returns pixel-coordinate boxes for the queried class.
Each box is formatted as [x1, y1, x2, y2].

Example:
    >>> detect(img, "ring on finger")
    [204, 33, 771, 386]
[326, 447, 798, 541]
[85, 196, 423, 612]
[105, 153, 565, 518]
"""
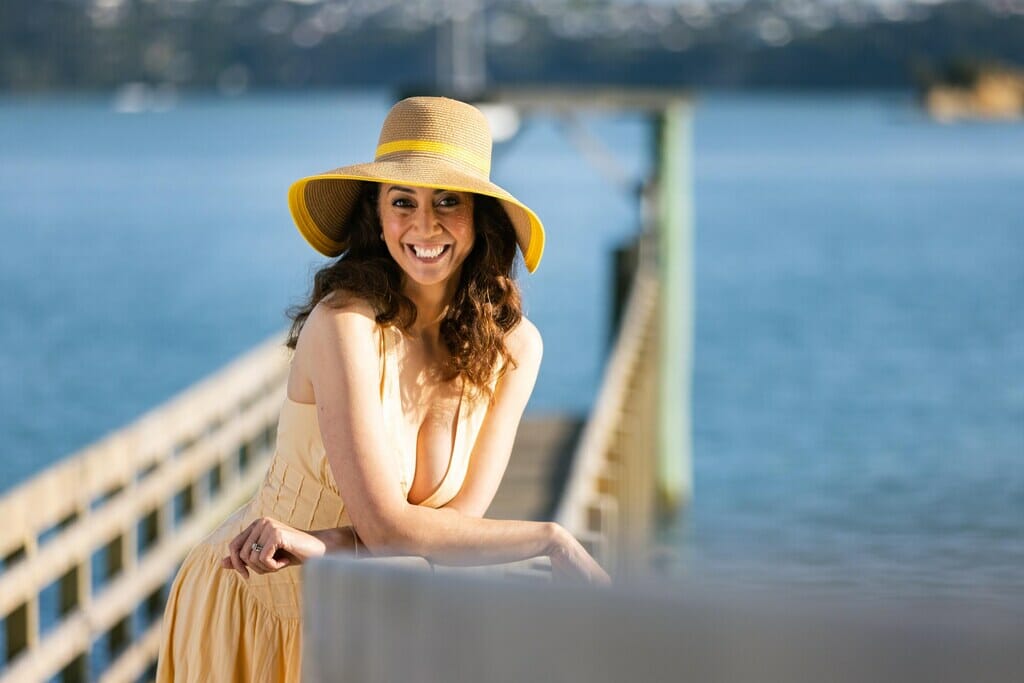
[251, 542, 264, 553]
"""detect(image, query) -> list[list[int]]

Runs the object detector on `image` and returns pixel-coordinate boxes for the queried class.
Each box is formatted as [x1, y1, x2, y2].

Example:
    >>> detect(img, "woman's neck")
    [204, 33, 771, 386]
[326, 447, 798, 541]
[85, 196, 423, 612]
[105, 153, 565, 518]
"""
[401, 277, 458, 345]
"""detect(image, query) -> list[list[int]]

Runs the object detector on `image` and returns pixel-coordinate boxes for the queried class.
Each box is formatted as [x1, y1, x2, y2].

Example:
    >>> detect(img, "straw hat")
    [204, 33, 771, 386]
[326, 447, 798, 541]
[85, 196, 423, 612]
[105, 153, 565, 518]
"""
[288, 96, 545, 273]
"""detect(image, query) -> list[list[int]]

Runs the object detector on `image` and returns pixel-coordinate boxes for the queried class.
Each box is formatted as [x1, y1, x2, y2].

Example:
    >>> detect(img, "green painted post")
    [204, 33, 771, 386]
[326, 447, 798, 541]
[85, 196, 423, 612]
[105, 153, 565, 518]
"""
[655, 99, 694, 515]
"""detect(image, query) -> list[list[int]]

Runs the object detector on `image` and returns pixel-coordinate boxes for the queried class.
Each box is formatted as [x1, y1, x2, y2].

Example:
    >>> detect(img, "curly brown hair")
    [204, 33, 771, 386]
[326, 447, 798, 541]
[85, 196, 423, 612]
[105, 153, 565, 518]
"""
[285, 182, 523, 403]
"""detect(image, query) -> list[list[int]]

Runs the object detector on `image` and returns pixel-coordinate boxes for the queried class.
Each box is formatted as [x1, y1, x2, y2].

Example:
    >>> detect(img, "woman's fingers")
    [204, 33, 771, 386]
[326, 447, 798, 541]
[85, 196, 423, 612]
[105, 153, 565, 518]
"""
[576, 547, 611, 585]
[245, 518, 290, 573]
[225, 521, 258, 578]
[588, 561, 612, 586]
[248, 523, 282, 575]
[219, 517, 308, 577]
[549, 539, 611, 586]
[227, 542, 249, 579]
[229, 520, 266, 577]
[256, 526, 287, 571]
[226, 522, 249, 561]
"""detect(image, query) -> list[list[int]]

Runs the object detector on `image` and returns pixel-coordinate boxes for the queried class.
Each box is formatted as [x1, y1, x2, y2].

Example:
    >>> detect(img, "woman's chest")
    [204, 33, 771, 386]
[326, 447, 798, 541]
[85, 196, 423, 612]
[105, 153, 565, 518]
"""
[388, 353, 466, 505]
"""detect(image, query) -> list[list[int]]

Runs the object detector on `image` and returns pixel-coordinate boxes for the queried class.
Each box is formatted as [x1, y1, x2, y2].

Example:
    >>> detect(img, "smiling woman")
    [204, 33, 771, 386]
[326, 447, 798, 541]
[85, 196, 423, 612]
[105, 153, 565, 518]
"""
[155, 96, 609, 683]
[380, 184, 476, 292]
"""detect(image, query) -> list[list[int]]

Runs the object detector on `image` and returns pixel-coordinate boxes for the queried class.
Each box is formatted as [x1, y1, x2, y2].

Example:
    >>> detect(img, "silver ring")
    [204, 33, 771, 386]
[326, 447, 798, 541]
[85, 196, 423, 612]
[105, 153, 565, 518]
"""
[251, 542, 264, 553]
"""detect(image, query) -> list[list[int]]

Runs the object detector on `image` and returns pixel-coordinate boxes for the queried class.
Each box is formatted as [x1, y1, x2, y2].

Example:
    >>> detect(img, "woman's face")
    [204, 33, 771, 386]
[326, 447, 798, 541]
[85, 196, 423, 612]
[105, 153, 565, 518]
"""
[378, 183, 476, 290]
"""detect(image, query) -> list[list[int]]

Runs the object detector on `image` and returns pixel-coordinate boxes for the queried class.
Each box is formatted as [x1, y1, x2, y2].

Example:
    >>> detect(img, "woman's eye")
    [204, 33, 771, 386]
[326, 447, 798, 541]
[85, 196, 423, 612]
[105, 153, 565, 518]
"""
[437, 195, 460, 207]
[392, 198, 413, 208]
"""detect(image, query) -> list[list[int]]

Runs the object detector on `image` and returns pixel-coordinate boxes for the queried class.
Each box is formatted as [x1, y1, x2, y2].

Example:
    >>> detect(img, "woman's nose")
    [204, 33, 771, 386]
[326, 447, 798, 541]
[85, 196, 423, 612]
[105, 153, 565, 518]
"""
[415, 205, 442, 235]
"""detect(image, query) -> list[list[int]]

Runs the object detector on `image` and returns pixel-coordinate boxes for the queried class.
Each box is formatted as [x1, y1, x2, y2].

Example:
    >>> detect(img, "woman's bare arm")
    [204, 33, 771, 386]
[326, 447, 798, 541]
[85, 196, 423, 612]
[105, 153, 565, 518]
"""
[299, 300, 592, 571]
[441, 315, 541, 518]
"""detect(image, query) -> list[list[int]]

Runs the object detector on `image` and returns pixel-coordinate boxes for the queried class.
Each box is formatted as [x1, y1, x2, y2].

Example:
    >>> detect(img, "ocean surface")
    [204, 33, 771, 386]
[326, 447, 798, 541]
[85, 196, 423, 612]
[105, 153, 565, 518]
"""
[1, 91, 1021, 604]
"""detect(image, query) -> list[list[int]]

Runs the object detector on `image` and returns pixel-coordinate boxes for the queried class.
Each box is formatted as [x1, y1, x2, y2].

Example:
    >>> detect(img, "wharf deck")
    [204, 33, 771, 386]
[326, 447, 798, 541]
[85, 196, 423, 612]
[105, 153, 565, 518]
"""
[486, 415, 583, 522]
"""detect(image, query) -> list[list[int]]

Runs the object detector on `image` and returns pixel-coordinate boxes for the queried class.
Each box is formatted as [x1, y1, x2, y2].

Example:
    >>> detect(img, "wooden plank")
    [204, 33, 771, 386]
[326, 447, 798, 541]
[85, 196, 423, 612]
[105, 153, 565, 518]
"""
[487, 416, 583, 521]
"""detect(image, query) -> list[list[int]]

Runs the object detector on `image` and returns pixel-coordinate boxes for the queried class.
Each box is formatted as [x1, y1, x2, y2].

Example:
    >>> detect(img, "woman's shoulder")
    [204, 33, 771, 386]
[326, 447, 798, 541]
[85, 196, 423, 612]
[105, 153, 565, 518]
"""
[506, 315, 543, 366]
[299, 290, 381, 350]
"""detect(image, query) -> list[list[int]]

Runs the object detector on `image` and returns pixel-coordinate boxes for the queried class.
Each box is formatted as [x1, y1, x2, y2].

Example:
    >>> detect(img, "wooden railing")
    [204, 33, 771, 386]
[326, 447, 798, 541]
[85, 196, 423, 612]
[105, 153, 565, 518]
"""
[0, 335, 291, 682]
[551, 255, 659, 581]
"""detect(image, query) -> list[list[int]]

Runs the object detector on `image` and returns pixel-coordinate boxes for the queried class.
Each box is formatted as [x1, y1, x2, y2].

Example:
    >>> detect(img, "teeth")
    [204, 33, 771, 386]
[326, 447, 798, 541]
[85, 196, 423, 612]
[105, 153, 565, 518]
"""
[412, 245, 445, 258]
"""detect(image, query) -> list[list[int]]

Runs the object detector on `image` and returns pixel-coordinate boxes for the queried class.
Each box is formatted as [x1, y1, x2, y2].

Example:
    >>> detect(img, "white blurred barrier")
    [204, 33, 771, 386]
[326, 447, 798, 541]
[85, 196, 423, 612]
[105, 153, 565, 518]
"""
[304, 555, 1024, 683]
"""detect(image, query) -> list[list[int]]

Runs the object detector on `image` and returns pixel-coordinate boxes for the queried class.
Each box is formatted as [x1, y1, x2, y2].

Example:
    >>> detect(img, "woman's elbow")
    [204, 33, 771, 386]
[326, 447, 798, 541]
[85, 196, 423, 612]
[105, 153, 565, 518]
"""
[443, 499, 486, 518]
[352, 505, 425, 557]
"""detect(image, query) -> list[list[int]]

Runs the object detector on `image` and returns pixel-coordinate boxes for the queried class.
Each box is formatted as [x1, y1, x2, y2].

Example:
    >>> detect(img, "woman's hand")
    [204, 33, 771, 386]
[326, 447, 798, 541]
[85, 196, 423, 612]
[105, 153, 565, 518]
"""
[220, 517, 330, 579]
[547, 525, 612, 586]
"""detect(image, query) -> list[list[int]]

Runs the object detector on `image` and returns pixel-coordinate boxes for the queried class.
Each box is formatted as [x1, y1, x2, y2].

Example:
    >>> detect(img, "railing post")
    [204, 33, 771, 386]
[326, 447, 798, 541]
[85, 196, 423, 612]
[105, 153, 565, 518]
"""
[653, 98, 695, 515]
[138, 507, 165, 623]
[221, 441, 239, 491]
[4, 542, 39, 664]
[57, 510, 90, 683]
[106, 529, 131, 660]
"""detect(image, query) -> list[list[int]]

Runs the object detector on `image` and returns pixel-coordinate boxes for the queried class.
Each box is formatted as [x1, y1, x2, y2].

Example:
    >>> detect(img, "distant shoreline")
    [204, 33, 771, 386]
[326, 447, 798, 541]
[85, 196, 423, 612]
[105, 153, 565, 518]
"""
[3, 0, 1023, 93]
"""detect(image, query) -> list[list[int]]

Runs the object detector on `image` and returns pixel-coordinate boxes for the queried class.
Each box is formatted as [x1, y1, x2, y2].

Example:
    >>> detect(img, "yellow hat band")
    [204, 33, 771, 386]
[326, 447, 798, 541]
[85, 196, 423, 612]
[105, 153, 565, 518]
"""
[374, 139, 490, 176]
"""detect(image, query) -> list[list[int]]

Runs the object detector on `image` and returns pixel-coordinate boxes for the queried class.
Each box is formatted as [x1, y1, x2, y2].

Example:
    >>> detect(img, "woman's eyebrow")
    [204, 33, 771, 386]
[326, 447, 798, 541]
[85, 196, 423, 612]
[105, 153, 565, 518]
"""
[387, 186, 454, 195]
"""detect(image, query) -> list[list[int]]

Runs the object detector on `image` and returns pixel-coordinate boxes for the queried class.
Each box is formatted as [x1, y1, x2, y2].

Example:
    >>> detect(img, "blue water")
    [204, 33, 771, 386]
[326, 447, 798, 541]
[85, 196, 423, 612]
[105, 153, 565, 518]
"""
[679, 94, 1024, 603]
[1, 92, 1021, 603]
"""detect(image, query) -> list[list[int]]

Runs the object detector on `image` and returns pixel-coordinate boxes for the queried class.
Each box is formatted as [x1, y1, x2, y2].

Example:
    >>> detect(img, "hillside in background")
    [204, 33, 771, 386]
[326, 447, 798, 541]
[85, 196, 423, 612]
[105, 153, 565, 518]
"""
[2, 0, 1023, 93]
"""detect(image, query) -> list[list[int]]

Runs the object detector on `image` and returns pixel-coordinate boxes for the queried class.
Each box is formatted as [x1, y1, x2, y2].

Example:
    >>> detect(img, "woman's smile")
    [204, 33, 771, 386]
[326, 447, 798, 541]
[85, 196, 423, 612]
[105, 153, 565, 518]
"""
[406, 243, 452, 262]
[380, 183, 475, 288]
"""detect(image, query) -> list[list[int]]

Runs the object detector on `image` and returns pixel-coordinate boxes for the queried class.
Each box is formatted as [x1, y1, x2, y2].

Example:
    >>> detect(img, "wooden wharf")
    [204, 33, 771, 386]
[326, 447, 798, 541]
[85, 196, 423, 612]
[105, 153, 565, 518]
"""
[2, 85, 1020, 683]
[487, 416, 582, 523]
[0, 89, 691, 682]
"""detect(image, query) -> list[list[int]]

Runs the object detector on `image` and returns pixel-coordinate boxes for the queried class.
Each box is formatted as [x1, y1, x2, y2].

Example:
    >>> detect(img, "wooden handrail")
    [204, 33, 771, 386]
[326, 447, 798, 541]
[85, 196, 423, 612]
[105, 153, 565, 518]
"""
[553, 265, 658, 534]
[0, 332, 291, 682]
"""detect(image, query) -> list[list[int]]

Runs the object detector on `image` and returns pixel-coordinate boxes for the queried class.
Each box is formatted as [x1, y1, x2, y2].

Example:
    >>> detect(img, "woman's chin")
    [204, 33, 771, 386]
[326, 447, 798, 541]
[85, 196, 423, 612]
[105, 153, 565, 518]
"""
[397, 255, 464, 288]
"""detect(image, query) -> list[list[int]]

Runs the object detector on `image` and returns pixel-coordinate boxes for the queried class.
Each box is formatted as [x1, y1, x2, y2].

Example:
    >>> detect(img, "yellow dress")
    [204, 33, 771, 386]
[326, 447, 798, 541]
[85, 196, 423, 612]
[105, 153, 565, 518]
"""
[156, 325, 491, 682]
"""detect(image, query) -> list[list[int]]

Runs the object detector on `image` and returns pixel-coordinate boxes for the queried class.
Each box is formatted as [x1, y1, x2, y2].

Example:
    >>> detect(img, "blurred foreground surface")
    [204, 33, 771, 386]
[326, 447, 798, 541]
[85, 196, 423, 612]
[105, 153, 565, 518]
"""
[304, 555, 1024, 683]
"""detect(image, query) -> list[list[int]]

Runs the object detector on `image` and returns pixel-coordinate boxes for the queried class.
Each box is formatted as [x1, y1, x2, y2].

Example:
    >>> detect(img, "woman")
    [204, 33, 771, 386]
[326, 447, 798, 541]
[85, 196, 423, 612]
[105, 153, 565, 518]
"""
[156, 96, 609, 682]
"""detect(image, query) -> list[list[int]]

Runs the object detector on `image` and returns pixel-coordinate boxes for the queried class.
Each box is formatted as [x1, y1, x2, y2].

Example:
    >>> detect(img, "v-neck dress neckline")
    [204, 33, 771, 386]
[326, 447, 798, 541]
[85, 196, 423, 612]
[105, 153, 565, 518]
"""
[379, 324, 468, 508]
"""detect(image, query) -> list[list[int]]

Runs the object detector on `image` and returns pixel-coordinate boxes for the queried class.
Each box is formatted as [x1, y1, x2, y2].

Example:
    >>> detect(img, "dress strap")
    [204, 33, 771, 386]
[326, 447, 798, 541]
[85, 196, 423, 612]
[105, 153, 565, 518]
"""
[378, 325, 412, 494]
[377, 324, 387, 402]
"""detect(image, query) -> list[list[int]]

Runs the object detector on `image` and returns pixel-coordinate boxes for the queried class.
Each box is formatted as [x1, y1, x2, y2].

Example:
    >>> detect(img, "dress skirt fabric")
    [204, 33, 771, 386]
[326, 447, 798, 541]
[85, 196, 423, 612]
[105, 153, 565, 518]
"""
[157, 542, 302, 681]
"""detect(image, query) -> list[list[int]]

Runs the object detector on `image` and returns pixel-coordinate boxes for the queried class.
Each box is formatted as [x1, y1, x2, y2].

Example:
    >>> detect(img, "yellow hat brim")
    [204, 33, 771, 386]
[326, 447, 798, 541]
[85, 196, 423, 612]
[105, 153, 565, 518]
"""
[288, 161, 545, 274]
